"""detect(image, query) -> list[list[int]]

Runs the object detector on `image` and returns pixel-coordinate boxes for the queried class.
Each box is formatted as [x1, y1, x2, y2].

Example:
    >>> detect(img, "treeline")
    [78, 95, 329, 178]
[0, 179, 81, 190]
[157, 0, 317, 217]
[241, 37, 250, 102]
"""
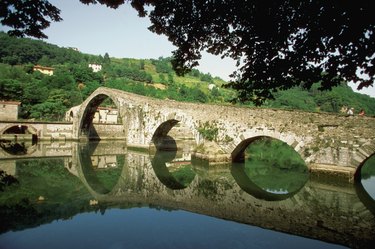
[0, 62, 230, 120]
[266, 84, 375, 115]
[0, 32, 232, 120]
[0, 32, 374, 121]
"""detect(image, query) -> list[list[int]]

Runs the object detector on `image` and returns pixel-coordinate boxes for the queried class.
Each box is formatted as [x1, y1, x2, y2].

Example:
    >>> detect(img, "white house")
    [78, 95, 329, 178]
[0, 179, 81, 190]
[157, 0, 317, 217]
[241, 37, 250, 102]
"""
[0, 101, 21, 121]
[88, 63, 102, 72]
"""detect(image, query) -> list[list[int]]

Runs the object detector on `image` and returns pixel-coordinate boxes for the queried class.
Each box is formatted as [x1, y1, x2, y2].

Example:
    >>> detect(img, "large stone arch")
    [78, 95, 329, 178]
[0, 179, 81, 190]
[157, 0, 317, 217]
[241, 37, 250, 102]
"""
[73, 88, 124, 140]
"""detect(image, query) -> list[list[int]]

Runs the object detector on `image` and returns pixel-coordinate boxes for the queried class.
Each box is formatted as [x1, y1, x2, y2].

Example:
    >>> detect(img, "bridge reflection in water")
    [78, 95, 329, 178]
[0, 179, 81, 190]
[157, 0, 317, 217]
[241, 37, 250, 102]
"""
[0, 141, 374, 249]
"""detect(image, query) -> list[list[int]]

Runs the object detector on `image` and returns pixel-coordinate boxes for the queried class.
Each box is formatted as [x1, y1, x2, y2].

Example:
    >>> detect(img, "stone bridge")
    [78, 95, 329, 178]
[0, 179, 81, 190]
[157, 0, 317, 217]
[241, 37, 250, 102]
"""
[70, 87, 375, 181]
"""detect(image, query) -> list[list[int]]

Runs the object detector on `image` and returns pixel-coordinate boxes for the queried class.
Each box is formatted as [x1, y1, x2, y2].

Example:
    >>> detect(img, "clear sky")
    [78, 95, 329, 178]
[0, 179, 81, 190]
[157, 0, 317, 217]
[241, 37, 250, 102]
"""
[2, 0, 374, 98]
[43, 0, 237, 81]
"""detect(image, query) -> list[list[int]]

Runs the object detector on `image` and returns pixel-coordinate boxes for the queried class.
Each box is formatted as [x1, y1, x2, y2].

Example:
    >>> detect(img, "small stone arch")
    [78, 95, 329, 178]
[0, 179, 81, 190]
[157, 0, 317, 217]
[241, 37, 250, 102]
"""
[1, 124, 38, 143]
[65, 105, 80, 122]
[151, 117, 197, 152]
[1, 124, 38, 135]
[152, 119, 180, 150]
[353, 141, 375, 181]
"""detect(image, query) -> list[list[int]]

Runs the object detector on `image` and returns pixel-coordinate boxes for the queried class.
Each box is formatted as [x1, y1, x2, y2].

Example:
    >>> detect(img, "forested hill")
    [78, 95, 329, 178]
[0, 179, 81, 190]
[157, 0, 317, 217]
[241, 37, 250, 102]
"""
[0, 32, 374, 121]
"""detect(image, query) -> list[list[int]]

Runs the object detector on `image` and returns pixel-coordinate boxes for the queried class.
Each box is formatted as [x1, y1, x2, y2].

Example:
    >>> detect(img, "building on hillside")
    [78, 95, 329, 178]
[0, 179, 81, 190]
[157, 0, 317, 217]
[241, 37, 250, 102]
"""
[33, 65, 54, 76]
[89, 63, 102, 72]
[208, 84, 217, 90]
[68, 47, 79, 51]
[65, 106, 119, 124]
[0, 101, 21, 121]
[93, 107, 118, 124]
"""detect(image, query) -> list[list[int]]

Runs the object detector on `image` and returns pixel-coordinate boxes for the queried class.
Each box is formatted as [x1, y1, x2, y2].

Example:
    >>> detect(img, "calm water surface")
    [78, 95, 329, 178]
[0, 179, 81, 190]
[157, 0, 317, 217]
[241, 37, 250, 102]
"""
[0, 141, 374, 249]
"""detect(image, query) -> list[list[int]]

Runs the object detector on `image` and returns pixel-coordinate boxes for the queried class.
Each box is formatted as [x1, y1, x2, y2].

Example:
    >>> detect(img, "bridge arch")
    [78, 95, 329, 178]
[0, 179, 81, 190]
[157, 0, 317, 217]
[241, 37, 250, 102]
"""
[74, 88, 124, 140]
[73, 142, 132, 198]
[151, 118, 197, 152]
[151, 150, 196, 189]
[353, 142, 375, 181]
[230, 135, 309, 200]
[0, 124, 38, 143]
[152, 119, 180, 150]
[1, 124, 38, 135]
[231, 135, 306, 163]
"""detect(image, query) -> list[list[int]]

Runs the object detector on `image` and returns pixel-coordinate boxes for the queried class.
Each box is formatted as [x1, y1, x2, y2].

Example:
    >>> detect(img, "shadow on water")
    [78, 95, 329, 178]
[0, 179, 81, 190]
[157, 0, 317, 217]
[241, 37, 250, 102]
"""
[151, 150, 196, 189]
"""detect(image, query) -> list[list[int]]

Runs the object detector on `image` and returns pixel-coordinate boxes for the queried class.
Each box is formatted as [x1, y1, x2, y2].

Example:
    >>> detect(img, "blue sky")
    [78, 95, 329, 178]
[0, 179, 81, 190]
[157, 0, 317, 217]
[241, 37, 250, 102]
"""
[43, 0, 237, 81]
[1, 0, 374, 97]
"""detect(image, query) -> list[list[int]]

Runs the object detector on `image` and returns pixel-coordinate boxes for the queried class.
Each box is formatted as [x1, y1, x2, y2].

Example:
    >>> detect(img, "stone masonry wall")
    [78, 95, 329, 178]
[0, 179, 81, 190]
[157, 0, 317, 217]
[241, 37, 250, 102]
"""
[71, 87, 375, 178]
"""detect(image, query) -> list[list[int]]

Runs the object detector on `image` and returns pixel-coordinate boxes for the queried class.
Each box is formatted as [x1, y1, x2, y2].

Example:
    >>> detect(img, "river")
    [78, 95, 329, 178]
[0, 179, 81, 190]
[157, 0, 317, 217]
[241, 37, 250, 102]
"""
[0, 140, 374, 249]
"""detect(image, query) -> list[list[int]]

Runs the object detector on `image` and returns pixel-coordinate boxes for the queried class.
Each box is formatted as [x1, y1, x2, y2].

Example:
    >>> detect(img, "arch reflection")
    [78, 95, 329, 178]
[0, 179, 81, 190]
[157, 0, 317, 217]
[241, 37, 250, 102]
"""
[0, 141, 37, 156]
[355, 154, 375, 215]
[79, 94, 122, 140]
[79, 142, 125, 194]
[231, 137, 308, 201]
[151, 150, 196, 190]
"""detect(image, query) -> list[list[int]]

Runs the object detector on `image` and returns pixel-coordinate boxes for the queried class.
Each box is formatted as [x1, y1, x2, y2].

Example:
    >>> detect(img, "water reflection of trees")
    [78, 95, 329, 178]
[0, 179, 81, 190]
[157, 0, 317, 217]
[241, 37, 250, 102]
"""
[231, 137, 308, 200]
[0, 141, 28, 155]
[355, 154, 375, 215]
[0, 144, 375, 248]
[360, 155, 375, 180]
[0, 159, 93, 234]
[79, 142, 125, 194]
[151, 150, 196, 189]
[0, 170, 18, 191]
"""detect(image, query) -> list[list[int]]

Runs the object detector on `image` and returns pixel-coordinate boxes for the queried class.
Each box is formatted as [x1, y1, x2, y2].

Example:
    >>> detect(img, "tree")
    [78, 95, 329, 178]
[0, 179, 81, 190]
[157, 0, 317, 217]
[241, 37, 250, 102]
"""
[2, 1, 374, 105]
[142, 1, 375, 105]
[0, 0, 62, 38]
[103, 52, 111, 64]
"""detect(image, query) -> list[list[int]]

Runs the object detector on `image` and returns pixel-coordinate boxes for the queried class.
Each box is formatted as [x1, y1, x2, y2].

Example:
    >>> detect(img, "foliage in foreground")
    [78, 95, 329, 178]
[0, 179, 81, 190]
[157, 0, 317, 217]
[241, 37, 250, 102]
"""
[2, 1, 374, 105]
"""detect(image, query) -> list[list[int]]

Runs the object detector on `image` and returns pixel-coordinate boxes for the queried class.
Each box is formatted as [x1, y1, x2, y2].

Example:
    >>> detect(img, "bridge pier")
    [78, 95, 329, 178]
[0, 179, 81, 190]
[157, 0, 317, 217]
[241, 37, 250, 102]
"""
[309, 163, 356, 183]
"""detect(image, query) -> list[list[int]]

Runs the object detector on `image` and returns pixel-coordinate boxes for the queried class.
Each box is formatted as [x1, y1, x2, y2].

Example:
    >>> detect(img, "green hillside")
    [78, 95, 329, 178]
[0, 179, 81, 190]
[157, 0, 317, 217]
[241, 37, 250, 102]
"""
[0, 32, 374, 121]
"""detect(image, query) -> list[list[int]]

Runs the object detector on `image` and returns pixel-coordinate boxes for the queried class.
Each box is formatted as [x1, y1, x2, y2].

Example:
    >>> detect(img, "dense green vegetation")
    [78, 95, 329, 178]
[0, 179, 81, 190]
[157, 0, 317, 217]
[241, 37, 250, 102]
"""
[0, 158, 148, 234]
[170, 165, 196, 187]
[361, 155, 375, 180]
[0, 159, 93, 233]
[243, 138, 309, 194]
[1, 32, 375, 121]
